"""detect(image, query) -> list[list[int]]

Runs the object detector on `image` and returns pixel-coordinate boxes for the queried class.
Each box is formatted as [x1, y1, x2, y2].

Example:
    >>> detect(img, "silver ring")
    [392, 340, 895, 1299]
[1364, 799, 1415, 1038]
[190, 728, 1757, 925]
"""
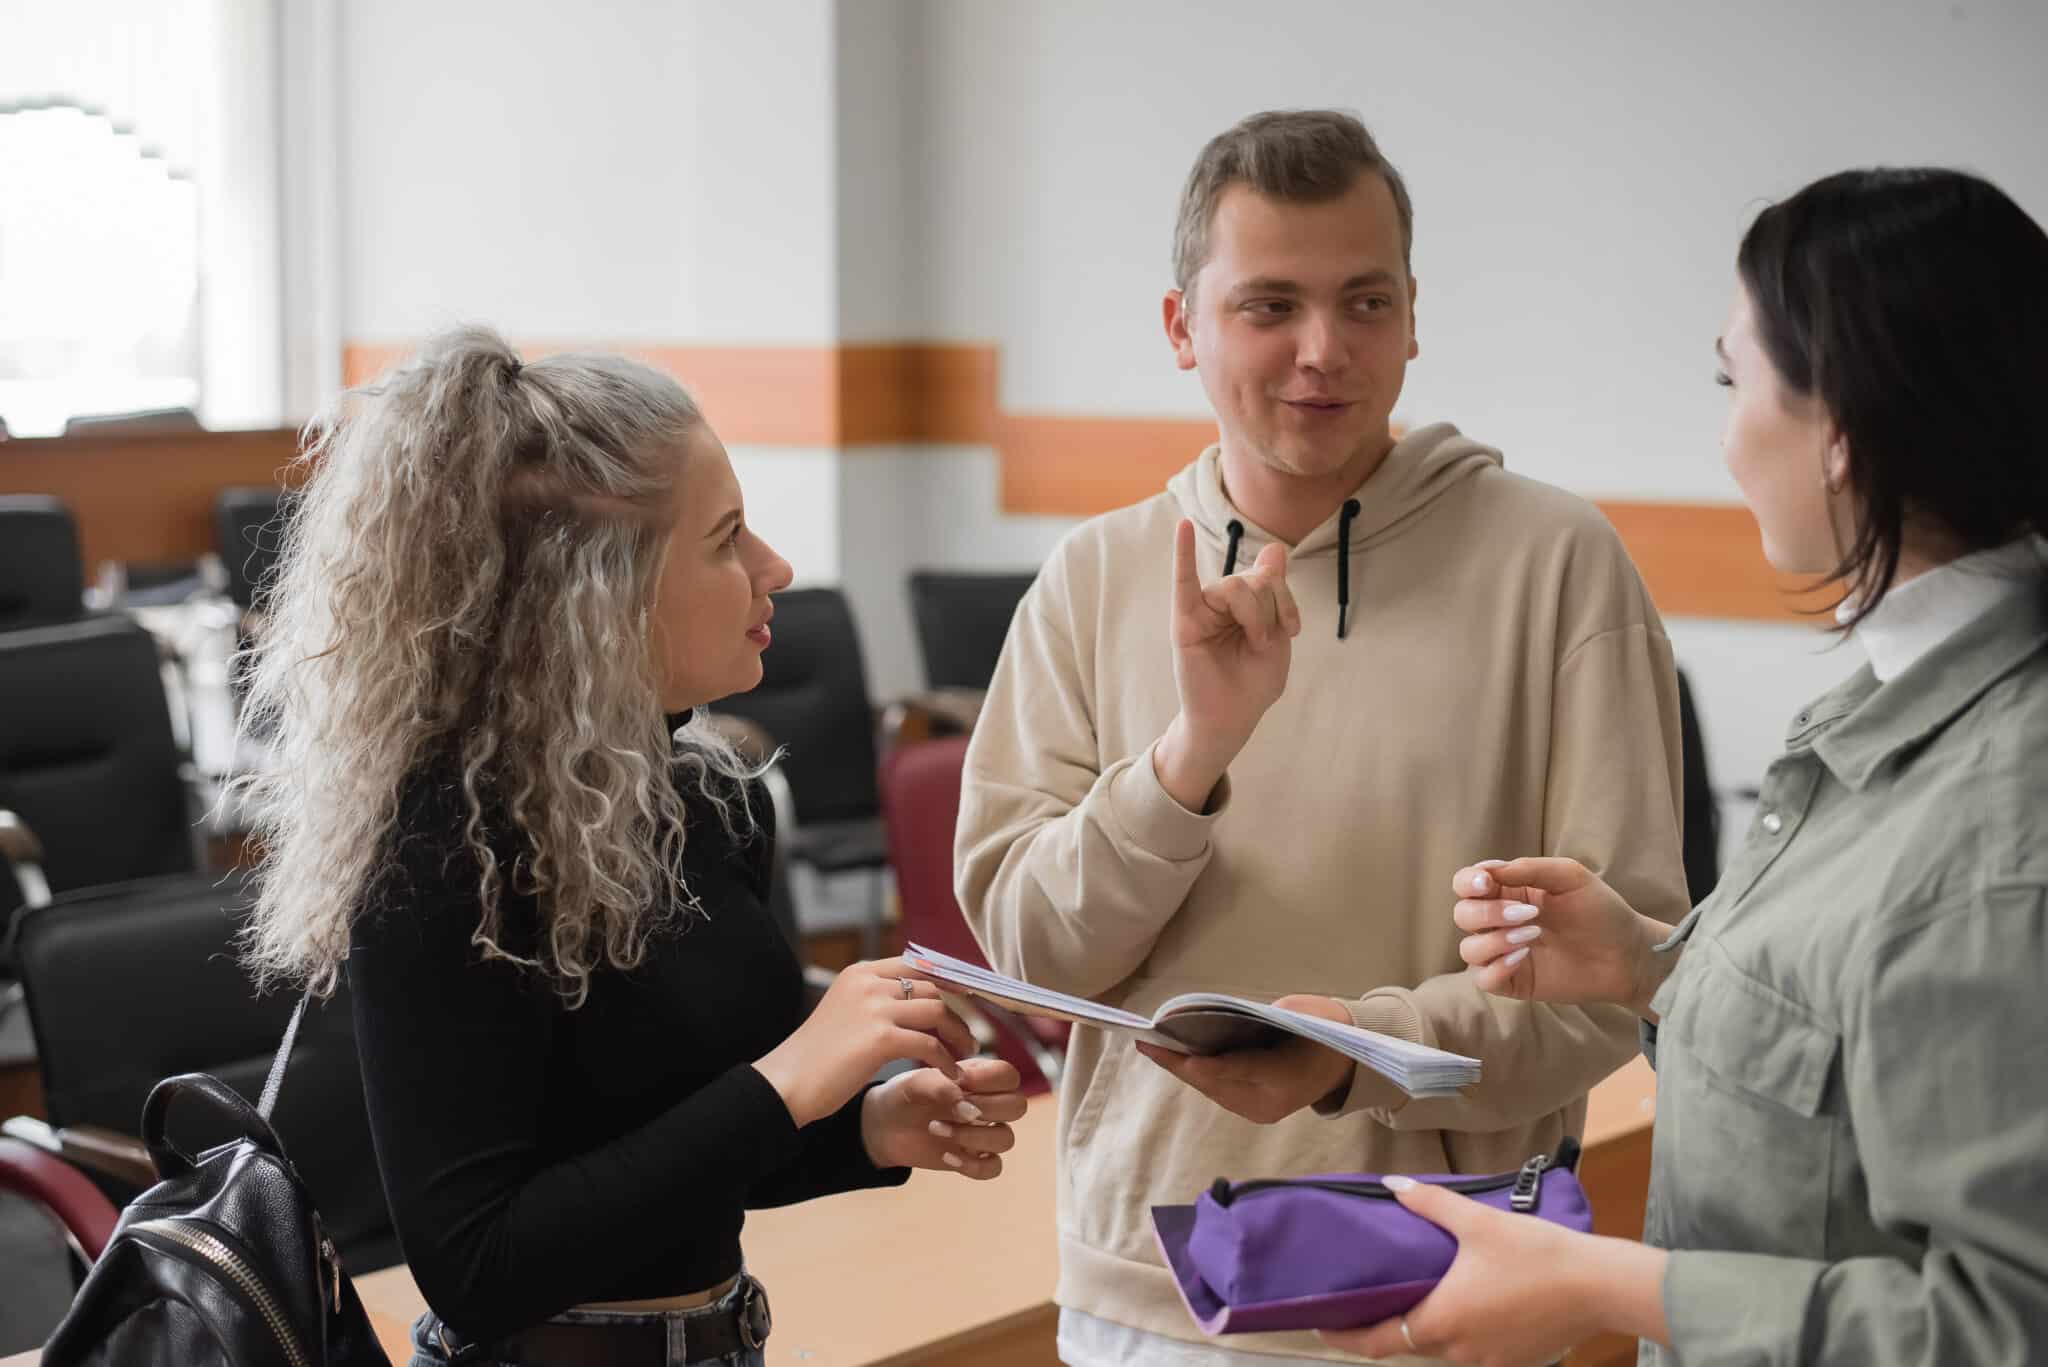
[899, 977, 916, 1000]
[1399, 1316, 1417, 1352]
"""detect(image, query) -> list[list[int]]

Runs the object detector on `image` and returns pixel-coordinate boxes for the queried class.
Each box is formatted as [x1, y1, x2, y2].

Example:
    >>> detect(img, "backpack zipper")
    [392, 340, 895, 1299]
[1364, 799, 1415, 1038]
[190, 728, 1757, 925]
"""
[130, 1218, 312, 1367]
[1209, 1137, 1578, 1213]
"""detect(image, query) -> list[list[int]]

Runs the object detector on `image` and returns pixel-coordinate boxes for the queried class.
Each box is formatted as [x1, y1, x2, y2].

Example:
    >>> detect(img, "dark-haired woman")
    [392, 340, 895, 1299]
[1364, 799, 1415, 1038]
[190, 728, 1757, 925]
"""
[1323, 167, 2048, 1366]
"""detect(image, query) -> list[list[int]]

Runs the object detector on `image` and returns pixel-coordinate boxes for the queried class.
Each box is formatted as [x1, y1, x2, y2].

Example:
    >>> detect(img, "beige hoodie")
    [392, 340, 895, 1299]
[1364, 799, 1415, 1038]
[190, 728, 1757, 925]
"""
[956, 424, 1690, 1359]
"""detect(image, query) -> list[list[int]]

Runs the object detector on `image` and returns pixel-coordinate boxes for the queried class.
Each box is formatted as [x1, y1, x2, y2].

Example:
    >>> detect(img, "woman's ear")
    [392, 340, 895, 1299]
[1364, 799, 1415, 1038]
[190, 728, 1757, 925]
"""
[1823, 430, 1851, 495]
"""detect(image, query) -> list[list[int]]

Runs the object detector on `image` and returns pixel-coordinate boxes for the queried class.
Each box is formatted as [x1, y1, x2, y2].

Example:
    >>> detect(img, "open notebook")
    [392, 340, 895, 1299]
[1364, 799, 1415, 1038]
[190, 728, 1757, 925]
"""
[904, 943, 1480, 1100]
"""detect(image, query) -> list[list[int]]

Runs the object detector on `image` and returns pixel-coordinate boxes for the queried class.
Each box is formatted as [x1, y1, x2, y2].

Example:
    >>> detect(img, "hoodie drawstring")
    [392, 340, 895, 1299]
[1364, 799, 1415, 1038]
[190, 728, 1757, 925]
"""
[1336, 498, 1361, 640]
[1222, 519, 1244, 577]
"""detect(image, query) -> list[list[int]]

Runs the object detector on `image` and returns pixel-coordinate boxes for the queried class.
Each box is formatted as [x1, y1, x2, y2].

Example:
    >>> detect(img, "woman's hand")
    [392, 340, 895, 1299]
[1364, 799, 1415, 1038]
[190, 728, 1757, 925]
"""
[1451, 858, 1673, 1018]
[1319, 1178, 1668, 1364]
[753, 958, 977, 1129]
[860, 1056, 1027, 1179]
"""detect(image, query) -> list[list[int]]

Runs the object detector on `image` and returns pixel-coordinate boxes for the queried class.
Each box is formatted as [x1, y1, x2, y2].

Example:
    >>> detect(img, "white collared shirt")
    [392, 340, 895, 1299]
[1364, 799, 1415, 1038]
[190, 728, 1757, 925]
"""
[1841, 536, 2048, 682]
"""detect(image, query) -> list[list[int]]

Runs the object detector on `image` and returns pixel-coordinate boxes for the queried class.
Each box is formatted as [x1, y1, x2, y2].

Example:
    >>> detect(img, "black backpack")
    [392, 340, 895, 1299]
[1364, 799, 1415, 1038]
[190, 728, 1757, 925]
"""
[41, 998, 391, 1366]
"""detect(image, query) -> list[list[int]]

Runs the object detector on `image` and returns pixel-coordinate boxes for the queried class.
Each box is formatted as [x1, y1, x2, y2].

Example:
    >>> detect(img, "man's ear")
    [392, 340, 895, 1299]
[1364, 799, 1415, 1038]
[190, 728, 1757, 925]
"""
[1164, 289, 1199, 372]
[1407, 275, 1420, 361]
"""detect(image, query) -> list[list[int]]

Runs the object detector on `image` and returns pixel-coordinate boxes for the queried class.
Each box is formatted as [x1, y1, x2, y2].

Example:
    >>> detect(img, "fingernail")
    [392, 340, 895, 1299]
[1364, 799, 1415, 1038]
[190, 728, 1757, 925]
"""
[1504, 946, 1531, 967]
[1506, 925, 1542, 946]
[1382, 1175, 1417, 1191]
[1478, 859, 1509, 868]
[1471, 873, 1493, 895]
[1504, 903, 1539, 923]
[954, 1100, 984, 1122]
[942, 1152, 964, 1168]
[928, 1120, 956, 1139]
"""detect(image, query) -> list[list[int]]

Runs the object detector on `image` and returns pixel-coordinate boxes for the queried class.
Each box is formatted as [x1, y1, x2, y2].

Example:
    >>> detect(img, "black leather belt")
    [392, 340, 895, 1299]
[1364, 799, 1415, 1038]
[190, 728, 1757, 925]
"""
[447, 1276, 772, 1365]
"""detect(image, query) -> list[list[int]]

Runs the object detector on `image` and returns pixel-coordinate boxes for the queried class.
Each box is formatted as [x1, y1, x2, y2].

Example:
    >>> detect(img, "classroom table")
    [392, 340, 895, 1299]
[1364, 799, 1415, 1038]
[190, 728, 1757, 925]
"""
[5, 1057, 1658, 1367]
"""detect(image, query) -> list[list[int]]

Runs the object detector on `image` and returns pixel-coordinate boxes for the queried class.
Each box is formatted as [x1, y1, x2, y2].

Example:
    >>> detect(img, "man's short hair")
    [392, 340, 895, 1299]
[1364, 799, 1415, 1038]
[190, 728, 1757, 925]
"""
[1172, 109, 1414, 298]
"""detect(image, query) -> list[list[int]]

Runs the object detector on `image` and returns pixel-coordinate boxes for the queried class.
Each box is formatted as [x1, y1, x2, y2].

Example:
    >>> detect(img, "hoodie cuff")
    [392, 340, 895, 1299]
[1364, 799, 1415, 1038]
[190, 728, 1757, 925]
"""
[1312, 990, 1429, 1117]
[1105, 744, 1231, 863]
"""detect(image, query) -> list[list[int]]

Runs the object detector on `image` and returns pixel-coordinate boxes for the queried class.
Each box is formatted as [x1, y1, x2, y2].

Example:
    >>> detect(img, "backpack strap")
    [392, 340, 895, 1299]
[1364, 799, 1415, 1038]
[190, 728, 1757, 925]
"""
[257, 992, 310, 1122]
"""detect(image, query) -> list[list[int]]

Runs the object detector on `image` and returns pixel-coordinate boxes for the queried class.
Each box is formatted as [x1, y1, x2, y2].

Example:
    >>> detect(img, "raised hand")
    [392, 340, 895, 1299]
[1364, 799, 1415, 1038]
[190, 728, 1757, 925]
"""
[1155, 518, 1302, 811]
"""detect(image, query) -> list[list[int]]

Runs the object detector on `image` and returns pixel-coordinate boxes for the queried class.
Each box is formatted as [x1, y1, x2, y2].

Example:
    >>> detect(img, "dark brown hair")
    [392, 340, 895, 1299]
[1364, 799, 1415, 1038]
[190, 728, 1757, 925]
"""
[1738, 168, 2048, 616]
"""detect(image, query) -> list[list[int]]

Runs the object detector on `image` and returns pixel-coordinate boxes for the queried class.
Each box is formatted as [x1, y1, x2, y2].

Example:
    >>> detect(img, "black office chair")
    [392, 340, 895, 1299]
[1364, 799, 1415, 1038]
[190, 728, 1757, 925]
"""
[0, 497, 86, 633]
[1675, 668, 1721, 906]
[0, 618, 200, 940]
[709, 588, 890, 946]
[907, 570, 1036, 691]
[9, 879, 400, 1272]
[214, 486, 289, 614]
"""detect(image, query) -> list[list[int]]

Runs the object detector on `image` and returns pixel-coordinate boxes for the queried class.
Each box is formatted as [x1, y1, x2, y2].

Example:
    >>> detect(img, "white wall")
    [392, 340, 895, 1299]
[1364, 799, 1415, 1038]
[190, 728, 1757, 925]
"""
[340, 0, 706, 341]
[911, 0, 2048, 500]
[331, 0, 2048, 806]
[896, 0, 2048, 801]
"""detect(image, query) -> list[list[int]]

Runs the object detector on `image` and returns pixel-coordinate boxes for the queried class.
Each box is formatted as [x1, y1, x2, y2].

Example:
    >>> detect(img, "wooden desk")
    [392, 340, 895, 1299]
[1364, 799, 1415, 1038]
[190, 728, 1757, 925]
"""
[5, 1060, 1656, 1367]
[1569, 1053, 1659, 1367]
[344, 1093, 1064, 1367]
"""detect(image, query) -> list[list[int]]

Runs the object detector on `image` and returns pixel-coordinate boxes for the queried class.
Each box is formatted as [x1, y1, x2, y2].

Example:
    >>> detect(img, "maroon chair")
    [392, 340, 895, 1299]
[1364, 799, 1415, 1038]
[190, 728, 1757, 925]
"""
[880, 736, 1067, 1094]
[0, 1133, 119, 1269]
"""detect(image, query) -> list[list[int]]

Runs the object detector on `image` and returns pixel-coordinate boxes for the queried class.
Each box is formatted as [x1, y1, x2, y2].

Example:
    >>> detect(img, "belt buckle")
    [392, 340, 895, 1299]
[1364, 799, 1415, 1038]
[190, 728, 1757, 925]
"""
[738, 1277, 773, 1350]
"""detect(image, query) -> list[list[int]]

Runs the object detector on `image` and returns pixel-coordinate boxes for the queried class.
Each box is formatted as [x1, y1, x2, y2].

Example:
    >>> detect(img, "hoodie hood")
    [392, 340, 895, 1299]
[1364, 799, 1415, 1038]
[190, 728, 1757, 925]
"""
[1165, 423, 1502, 638]
[1166, 422, 1501, 560]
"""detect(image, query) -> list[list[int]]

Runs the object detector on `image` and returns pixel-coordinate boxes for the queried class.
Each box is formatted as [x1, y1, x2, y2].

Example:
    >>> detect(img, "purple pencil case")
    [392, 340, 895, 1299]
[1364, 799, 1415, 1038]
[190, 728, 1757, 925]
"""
[1152, 1137, 1592, 1335]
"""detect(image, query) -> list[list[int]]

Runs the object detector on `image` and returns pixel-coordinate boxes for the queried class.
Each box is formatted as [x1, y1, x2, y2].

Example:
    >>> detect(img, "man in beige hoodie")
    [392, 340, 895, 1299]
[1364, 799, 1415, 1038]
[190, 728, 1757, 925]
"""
[954, 111, 1691, 1364]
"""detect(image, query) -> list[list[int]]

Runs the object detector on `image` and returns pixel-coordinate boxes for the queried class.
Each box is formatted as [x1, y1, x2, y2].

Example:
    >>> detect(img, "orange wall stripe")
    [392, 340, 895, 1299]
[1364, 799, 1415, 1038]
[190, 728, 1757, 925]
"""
[1597, 500, 1832, 623]
[338, 339, 1813, 622]
[344, 342, 840, 446]
[342, 341, 997, 449]
[991, 415, 1821, 623]
[995, 412, 1217, 518]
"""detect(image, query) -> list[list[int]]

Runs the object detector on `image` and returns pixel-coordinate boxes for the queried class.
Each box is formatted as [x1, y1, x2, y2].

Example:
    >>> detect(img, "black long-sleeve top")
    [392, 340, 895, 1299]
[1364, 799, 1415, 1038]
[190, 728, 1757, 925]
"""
[347, 734, 905, 1341]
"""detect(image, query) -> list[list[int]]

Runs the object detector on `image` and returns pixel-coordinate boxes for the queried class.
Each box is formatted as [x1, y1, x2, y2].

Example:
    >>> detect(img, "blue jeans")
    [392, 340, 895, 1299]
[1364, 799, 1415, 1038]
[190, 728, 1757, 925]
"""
[408, 1274, 768, 1367]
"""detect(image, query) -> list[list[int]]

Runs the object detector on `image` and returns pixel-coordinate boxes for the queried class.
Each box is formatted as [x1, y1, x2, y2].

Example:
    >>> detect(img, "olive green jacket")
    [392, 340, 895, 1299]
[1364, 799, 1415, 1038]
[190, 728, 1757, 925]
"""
[1640, 585, 2048, 1365]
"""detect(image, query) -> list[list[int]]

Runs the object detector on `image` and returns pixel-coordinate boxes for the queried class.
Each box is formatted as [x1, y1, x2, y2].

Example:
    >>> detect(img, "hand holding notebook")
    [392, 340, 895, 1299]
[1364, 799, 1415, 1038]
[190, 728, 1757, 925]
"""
[903, 943, 1480, 1099]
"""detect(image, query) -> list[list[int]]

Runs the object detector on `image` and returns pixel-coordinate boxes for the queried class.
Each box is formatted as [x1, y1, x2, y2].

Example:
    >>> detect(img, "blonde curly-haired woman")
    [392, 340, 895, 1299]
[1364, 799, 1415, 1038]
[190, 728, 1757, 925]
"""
[237, 327, 1023, 1367]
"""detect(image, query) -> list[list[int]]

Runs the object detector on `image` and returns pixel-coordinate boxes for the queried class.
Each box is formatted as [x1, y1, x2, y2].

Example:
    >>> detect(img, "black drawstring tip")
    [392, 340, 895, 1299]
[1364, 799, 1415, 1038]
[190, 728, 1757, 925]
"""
[1336, 498, 1361, 640]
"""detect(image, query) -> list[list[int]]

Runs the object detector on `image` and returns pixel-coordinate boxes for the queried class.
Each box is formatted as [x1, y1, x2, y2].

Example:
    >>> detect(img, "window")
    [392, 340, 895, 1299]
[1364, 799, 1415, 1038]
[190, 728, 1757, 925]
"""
[0, 102, 203, 435]
[0, 1, 292, 437]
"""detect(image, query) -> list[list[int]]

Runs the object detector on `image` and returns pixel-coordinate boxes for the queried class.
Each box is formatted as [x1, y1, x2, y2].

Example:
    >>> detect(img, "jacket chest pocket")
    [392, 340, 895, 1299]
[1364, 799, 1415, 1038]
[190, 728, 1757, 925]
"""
[1652, 942, 1840, 1259]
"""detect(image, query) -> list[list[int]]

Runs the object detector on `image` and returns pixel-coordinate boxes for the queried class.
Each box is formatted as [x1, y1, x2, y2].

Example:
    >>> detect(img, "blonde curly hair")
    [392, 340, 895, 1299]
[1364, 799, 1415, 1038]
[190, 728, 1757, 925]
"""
[237, 325, 757, 1004]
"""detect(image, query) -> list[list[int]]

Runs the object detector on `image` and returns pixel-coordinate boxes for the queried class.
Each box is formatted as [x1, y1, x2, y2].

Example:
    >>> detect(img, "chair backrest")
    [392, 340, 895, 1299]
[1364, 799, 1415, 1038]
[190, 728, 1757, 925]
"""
[1675, 667, 1720, 906]
[0, 496, 86, 633]
[879, 736, 981, 964]
[60, 407, 203, 436]
[907, 570, 1036, 691]
[712, 587, 880, 826]
[0, 1135, 120, 1264]
[15, 879, 399, 1269]
[213, 486, 288, 612]
[880, 735, 1062, 1091]
[0, 617, 196, 910]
